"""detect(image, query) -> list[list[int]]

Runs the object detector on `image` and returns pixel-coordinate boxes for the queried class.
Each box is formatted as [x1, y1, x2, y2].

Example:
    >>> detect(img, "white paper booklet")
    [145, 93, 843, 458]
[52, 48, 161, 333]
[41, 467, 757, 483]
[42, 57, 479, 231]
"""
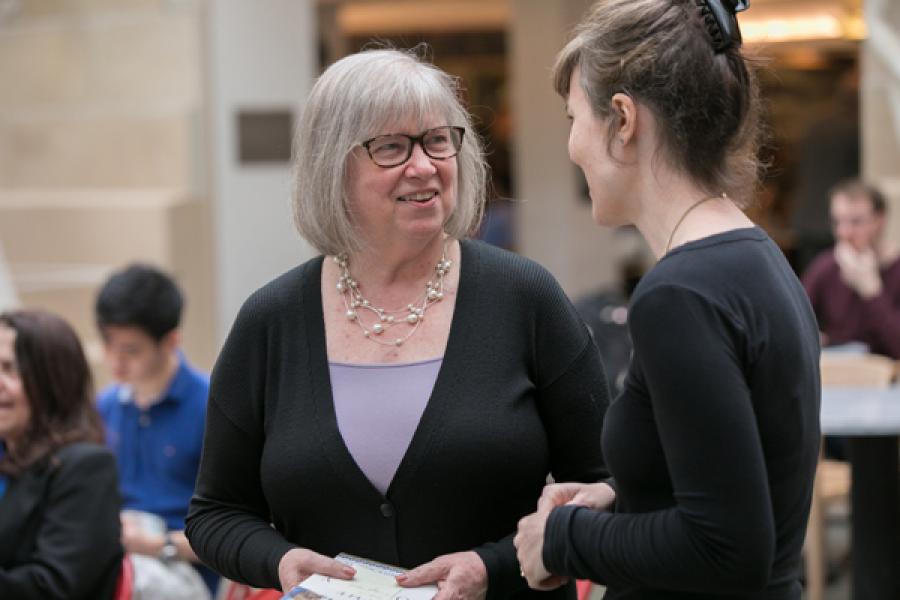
[280, 553, 438, 600]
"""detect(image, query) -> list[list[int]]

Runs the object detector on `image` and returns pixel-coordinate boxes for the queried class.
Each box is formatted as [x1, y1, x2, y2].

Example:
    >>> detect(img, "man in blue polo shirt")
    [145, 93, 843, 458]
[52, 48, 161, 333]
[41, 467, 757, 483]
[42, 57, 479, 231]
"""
[95, 263, 218, 595]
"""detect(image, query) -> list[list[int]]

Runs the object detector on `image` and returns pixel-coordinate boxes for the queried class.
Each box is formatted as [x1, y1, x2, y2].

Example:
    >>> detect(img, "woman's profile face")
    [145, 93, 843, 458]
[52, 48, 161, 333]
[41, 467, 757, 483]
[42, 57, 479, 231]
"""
[566, 70, 629, 227]
[345, 117, 458, 248]
[0, 324, 31, 444]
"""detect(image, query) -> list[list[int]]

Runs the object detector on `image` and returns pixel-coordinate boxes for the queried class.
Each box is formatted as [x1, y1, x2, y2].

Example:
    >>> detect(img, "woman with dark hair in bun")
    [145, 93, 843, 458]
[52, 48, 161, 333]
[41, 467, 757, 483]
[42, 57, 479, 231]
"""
[515, 2, 820, 598]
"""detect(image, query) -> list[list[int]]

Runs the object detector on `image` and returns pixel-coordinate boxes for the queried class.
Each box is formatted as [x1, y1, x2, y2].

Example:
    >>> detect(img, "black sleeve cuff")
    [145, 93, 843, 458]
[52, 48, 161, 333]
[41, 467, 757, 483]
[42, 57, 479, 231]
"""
[473, 534, 529, 600]
[543, 505, 580, 577]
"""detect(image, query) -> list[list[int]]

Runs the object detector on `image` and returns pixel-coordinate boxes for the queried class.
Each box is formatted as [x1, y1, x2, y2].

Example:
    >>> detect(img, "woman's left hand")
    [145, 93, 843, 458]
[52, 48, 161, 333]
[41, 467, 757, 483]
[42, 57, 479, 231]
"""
[514, 506, 567, 591]
[397, 551, 488, 600]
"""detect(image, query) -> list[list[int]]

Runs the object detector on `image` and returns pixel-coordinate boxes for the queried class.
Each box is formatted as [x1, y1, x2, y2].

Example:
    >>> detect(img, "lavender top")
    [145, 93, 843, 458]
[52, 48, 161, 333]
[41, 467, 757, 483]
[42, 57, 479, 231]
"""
[329, 358, 442, 495]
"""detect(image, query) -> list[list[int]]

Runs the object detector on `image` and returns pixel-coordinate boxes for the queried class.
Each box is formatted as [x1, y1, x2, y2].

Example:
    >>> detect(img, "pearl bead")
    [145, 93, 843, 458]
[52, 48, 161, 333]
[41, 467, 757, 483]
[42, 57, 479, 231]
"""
[336, 245, 449, 347]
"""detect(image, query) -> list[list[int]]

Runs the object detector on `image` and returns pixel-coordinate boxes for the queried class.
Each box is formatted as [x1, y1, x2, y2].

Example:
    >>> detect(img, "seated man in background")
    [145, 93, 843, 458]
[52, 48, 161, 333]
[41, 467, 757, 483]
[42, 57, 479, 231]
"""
[802, 179, 900, 359]
[95, 263, 218, 596]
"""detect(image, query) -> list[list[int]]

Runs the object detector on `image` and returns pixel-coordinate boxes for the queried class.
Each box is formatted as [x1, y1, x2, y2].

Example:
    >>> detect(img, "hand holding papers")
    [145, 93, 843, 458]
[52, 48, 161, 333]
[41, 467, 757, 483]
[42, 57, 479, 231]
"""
[282, 554, 437, 600]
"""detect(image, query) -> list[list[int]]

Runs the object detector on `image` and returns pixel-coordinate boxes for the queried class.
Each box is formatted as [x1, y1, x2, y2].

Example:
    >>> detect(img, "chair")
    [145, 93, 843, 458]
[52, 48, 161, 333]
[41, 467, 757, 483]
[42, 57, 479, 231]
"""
[819, 353, 897, 387]
[804, 353, 897, 600]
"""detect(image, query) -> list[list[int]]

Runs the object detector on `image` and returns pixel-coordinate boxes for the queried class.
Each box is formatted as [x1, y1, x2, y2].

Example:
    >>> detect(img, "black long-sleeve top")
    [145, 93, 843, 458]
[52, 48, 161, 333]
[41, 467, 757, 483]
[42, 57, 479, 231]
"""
[186, 239, 610, 599]
[0, 442, 123, 600]
[544, 228, 821, 599]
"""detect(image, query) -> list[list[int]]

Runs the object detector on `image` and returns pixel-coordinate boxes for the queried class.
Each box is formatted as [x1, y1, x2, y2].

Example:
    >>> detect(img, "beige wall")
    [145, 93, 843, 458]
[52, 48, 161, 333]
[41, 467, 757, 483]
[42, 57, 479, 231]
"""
[0, 2, 203, 189]
[0, 0, 216, 381]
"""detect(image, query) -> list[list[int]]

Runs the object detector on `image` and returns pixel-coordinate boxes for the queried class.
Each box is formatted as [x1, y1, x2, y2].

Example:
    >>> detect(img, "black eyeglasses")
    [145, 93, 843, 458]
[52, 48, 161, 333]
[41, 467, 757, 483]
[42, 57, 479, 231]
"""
[361, 126, 465, 168]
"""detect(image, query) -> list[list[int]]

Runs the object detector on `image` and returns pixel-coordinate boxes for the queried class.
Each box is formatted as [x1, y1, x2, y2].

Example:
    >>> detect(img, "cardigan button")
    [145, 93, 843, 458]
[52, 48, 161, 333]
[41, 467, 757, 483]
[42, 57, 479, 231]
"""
[380, 503, 395, 518]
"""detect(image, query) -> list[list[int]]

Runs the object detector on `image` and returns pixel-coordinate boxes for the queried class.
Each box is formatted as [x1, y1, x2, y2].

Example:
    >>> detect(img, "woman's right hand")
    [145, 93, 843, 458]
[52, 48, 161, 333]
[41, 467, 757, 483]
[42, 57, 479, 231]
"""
[537, 482, 616, 512]
[277, 548, 356, 592]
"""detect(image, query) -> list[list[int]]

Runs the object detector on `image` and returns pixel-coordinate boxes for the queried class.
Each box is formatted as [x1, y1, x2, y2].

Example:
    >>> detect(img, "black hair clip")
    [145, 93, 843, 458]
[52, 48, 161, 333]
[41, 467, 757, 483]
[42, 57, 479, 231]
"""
[696, 0, 750, 53]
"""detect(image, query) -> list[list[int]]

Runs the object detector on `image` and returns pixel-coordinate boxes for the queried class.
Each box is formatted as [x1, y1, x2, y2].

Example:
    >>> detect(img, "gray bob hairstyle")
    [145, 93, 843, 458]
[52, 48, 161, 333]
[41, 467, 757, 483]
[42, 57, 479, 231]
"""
[292, 48, 488, 255]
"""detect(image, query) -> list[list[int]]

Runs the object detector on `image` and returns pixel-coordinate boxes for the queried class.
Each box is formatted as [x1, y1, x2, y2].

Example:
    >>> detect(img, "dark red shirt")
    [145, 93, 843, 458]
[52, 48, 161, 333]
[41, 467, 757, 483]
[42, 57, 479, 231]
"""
[802, 249, 900, 359]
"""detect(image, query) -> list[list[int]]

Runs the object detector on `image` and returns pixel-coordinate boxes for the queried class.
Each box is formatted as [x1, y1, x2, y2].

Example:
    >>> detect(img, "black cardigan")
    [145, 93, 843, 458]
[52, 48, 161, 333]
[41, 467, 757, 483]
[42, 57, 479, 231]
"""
[0, 442, 123, 600]
[186, 240, 610, 599]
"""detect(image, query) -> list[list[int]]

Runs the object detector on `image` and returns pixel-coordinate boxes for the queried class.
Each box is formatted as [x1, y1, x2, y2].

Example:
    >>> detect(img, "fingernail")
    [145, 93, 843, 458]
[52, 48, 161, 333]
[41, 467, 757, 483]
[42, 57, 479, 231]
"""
[396, 574, 407, 582]
[343, 567, 355, 576]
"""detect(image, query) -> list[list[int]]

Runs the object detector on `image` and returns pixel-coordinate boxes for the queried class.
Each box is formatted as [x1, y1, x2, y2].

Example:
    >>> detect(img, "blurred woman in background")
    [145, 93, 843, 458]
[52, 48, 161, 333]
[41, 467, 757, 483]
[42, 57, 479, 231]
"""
[0, 310, 122, 600]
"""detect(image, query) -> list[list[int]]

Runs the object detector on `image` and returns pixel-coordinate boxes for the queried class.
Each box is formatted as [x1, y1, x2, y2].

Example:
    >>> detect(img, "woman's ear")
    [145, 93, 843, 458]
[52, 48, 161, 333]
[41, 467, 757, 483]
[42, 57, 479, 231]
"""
[610, 93, 637, 146]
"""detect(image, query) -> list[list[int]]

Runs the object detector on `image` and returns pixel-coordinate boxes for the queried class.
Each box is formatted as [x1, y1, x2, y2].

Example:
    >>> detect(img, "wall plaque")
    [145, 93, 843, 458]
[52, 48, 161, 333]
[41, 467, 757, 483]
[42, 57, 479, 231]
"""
[237, 110, 293, 164]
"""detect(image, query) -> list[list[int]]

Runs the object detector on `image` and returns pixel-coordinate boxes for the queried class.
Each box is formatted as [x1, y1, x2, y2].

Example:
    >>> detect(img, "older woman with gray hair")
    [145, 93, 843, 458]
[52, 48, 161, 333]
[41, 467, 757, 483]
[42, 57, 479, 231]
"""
[185, 48, 609, 599]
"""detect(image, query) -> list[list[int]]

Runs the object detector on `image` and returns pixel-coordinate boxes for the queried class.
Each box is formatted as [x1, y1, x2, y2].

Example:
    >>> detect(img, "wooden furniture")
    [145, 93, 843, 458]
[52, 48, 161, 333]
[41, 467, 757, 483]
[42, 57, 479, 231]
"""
[811, 353, 900, 600]
[819, 353, 897, 387]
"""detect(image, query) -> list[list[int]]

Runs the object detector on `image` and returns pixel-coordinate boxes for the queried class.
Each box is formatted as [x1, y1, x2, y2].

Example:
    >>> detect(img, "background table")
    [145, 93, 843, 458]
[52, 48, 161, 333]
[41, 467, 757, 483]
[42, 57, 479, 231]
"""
[820, 386, 900, 600]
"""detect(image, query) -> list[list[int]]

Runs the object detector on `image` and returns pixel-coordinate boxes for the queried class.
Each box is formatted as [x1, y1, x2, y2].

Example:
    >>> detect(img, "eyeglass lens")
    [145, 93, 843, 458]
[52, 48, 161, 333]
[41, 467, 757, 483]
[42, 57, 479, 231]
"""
[366, 126, 463, 167]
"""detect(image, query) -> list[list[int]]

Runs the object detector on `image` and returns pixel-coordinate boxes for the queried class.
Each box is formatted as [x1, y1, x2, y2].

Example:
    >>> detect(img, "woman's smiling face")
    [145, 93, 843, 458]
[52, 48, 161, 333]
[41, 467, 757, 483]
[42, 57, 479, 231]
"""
[0, 324, 30, 445]
[345, 118, 458, 247]
[566, 69, 632, 227]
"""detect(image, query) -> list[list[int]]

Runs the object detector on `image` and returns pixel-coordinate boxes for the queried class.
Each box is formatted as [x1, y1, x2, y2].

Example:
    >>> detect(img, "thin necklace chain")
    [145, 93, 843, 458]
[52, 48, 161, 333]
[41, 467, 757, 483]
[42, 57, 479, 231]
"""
[665, 192, 729, 254]
[334, 244, 452, 347]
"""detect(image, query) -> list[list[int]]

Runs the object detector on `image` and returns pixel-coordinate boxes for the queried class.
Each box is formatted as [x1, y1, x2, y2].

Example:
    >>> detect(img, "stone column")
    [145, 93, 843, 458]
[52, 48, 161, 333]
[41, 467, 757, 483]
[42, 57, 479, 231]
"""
[862, 0, 900, 238]
[206, 0, 317, 339]
[508, 0, 618, 300]
[0, 240, 17, 311]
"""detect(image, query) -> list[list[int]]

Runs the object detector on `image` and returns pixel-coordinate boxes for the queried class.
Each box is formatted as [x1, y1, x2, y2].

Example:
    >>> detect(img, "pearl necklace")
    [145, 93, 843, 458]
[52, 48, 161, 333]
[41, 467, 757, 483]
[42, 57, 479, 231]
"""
[334, 247, 452, 347]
